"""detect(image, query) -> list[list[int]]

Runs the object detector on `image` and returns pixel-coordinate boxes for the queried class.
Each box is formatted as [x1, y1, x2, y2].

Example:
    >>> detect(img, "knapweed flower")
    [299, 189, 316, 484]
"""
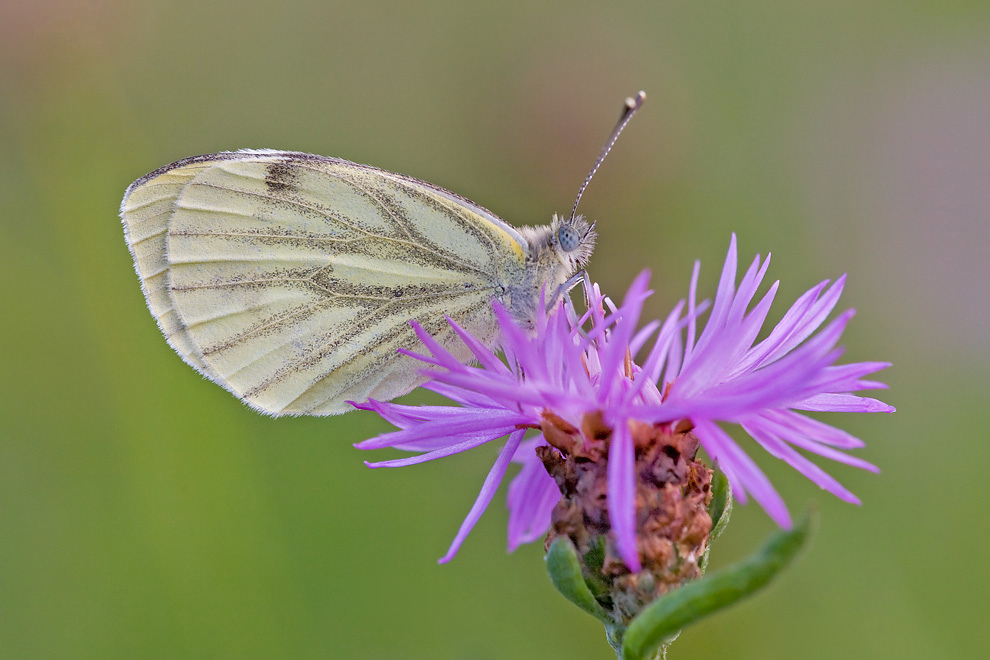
[354, 235, 893, 582]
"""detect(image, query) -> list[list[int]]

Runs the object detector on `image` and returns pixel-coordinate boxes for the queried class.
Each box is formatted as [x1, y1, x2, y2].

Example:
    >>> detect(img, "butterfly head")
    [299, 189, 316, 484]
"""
[517, 213, 596, 292]
[509, 215, 596, 329]
[552, 213, 596, 270]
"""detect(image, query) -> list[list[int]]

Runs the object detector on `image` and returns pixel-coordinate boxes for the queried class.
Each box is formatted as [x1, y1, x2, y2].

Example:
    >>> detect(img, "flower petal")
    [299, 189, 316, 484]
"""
[506, 437, 560, 551]
[743, 418, 861, 503]
[694, 419, 792, 528]
[439, 430, 525, 563]
[607, 421, 641, 572]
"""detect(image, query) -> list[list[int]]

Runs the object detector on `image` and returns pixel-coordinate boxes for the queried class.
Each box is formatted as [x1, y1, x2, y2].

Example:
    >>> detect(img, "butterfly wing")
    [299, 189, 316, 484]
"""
[121, 150, 529, 416]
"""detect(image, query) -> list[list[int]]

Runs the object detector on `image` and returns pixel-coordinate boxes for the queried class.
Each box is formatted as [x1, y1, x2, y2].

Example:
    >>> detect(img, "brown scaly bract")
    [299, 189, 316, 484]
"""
[538, 412, 714, 624]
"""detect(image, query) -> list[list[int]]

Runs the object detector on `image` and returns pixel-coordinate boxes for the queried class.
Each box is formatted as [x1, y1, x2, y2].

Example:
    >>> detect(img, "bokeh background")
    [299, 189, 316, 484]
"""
[2, 1, 987, 658]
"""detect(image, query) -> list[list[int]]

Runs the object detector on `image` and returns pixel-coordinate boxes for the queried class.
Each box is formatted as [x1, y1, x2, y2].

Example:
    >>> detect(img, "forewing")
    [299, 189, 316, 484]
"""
[121, 151, 528, 416]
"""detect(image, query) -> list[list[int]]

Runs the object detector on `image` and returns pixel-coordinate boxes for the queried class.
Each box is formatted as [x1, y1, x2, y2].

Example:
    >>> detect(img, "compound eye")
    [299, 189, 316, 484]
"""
[557, 224, 580, 252]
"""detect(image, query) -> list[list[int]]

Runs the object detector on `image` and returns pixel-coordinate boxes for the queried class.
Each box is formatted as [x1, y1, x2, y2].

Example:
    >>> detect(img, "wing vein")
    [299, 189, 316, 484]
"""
[185, 181, 492, 279]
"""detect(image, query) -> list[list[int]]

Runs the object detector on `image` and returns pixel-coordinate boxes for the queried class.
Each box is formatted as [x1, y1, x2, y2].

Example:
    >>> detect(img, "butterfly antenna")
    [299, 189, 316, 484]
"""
[569, 90, 646, 225]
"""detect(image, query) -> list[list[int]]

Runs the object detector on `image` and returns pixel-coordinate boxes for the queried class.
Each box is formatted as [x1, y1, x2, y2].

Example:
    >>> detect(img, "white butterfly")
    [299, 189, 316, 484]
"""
[120, 93, 644, 416]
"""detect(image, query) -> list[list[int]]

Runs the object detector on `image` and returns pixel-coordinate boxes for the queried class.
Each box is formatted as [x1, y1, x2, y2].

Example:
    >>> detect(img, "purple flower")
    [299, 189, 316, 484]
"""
[354, 235, 894, 570]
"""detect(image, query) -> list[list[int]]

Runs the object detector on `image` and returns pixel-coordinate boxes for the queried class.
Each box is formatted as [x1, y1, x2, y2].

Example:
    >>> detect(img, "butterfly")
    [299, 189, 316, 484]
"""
[120, 92, 644, 416]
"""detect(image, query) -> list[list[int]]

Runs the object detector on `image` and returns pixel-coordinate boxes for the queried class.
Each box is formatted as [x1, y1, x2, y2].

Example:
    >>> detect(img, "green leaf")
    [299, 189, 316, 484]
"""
[708, 470, 732, 538]
[545, 536, 613, 625]
[700, 470, 732, 572]
[621, 511, 815, 660]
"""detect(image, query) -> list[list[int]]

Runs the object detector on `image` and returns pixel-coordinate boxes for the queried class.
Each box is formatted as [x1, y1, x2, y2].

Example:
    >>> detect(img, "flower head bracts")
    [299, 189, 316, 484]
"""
[354, 235, 893, 570]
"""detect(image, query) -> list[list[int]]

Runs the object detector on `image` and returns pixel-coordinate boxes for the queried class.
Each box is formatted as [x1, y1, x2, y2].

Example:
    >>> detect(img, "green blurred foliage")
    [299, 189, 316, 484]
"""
[1, 1, 987, 658]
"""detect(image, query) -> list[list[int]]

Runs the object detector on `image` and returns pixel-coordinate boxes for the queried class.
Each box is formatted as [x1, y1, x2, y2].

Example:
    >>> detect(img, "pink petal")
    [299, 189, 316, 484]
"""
[607, 422, 641, 572]
[439, 430, 525, 563]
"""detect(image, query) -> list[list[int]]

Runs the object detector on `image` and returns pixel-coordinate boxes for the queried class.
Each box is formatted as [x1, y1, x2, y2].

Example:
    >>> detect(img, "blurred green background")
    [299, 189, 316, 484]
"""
[2, 1, 987, 658]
